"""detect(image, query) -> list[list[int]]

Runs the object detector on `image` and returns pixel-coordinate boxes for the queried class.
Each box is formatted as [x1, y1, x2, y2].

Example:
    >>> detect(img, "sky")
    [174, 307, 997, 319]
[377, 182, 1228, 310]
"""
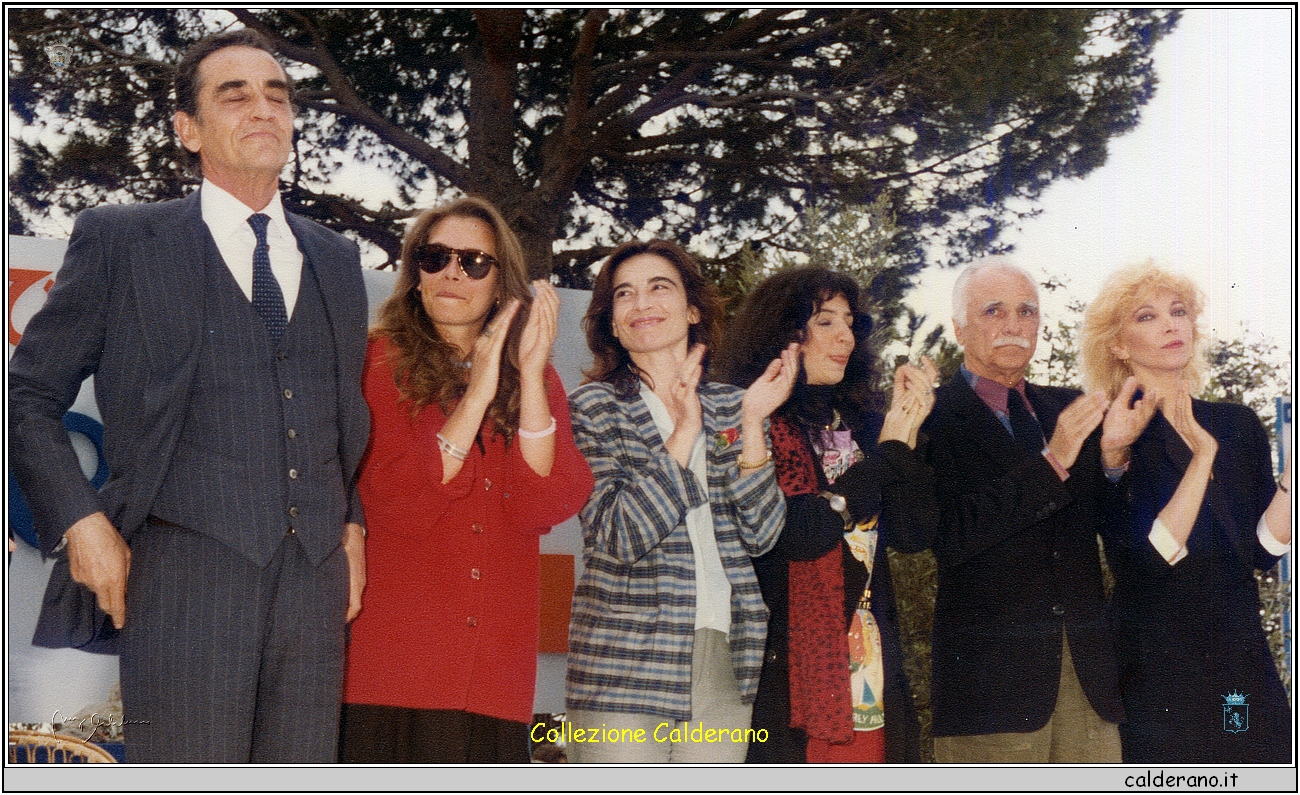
[907, 7, 1294, 375]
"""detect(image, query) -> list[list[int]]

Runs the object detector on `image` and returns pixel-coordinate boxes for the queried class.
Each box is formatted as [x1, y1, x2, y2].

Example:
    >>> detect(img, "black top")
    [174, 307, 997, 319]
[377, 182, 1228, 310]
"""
[1102, 399, 1289, 763]
[747, 411, 936, 763]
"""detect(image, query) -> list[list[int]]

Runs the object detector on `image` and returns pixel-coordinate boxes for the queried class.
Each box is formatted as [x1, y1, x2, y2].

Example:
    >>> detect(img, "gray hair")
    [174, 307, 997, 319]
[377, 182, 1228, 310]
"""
[952, 256, 1038, 327]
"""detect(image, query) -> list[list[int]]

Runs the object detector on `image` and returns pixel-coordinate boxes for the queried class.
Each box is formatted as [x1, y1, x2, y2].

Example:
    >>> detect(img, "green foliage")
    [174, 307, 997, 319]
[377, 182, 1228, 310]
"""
[10, 8, 1178, 282]
[888, 547, 939, 763]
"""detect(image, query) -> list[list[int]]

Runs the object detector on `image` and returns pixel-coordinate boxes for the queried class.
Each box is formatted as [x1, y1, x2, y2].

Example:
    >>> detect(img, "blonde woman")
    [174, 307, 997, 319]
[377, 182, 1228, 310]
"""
[1082, 262, 1291, 763]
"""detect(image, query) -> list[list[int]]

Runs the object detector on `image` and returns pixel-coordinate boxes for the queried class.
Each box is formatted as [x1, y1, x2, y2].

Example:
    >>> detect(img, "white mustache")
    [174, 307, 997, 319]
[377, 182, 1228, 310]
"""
[993, 336, 1033, 349]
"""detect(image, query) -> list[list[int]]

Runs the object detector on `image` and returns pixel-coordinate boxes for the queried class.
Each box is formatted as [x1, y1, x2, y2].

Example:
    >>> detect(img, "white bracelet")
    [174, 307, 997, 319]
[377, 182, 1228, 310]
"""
[517, 416, 557, 439]
[437, 432, 469, 461]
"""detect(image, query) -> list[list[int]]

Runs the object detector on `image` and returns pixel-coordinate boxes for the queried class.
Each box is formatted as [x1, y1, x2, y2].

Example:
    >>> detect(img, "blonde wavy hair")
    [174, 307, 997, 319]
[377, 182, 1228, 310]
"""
[373, 196, 533, 440]
[1080, 261, 1207, 398]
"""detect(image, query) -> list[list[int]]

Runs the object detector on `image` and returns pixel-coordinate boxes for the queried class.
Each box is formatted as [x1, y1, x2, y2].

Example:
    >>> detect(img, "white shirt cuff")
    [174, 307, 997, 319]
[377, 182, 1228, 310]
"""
[1148, 518, 1188, 565]
[1258, 514, 1290, 556]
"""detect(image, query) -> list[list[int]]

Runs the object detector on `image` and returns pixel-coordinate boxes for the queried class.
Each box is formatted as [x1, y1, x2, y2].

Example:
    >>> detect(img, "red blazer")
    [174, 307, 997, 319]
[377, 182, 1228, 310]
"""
[343, 336, 593, 723]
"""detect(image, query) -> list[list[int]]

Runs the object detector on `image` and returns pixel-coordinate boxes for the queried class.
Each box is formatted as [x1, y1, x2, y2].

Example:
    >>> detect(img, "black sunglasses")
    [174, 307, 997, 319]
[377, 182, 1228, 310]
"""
[411, 243, 498, 280]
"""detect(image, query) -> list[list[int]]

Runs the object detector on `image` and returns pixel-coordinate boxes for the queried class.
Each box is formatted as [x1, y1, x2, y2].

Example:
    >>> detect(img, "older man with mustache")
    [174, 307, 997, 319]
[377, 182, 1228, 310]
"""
[921, 258, 1123, 763]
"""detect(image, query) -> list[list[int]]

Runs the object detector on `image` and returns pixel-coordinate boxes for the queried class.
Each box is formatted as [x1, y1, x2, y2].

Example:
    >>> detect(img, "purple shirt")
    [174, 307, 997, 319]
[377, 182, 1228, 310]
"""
[959, 365, 1068, 481]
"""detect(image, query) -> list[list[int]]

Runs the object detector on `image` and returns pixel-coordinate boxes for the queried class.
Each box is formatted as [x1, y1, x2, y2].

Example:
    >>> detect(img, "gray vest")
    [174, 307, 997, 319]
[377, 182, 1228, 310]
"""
[151, 247, 346, 566]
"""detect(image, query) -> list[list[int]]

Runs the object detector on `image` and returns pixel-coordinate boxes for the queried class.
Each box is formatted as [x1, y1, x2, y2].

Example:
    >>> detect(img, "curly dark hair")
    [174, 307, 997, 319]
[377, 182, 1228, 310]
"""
[373, 196, 533, 441]
[582, 239, 724, 398]
[713, 266, 878, 430]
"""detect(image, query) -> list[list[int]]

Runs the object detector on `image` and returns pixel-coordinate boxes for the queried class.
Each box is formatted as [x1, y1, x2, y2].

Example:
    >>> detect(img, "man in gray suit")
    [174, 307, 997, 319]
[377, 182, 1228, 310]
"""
[9, 30, 370, 763]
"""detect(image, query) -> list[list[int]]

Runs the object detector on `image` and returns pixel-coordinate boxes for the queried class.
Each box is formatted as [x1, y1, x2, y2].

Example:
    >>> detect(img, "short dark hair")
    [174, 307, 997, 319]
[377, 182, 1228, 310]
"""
[582, 239, 724, 397]
[713, 266, 878, 429]
[174, 29, 293, 172]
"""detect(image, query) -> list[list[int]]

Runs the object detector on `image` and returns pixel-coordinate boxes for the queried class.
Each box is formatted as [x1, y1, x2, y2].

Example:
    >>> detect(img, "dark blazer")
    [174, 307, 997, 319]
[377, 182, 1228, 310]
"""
[922, 374, 1123, 736]
[9, 191, 370, 649]
[1103, 399, 1290, 763]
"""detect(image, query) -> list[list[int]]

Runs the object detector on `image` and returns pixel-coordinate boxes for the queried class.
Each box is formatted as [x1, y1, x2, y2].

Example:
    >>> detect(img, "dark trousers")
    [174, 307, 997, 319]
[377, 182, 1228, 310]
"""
[119, 521, 348, 763]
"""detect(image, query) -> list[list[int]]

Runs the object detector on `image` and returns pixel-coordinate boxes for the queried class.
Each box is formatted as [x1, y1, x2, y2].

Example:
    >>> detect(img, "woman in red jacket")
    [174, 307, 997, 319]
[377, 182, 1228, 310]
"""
[340, 197, 593, 763]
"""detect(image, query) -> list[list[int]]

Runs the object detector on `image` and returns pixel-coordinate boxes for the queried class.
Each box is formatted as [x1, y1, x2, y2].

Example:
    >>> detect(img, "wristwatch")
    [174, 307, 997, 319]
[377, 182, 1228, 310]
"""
[820, 491, 854, 531]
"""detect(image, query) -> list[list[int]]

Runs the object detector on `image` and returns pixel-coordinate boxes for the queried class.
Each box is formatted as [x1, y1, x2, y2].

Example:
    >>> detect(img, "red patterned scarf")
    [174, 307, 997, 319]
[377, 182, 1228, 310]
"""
[767, 415, 855, 745]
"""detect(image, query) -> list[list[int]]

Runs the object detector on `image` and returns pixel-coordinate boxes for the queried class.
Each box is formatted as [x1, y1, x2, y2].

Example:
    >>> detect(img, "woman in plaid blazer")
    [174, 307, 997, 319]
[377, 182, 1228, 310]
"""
[564, 240, 796, 763]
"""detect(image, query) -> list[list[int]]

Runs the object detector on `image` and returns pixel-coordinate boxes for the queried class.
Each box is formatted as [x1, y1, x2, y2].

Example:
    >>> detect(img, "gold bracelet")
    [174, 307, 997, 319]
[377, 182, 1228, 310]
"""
[737, 450, 773, 471]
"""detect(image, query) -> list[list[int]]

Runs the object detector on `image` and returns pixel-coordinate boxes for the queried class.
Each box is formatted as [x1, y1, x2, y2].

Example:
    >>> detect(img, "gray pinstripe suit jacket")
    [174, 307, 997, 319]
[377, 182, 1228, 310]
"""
[9, 190, 370, 649]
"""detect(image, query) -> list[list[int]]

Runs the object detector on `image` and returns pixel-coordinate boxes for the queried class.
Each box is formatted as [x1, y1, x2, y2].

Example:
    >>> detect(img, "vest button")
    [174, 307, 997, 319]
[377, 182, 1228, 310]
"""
[472, 523, 483, 534]
[283, 388, 293, 399]
[466, 616, 477, 627]
[289, 468, 299, 479]
[289, 506, 300, 518]
[471, 568, 481, 580]
[287, 527, 296, 535]
[287, 428, 297, 439]
[484, 478, 492, 491]
[1051, 604, 1065, 617]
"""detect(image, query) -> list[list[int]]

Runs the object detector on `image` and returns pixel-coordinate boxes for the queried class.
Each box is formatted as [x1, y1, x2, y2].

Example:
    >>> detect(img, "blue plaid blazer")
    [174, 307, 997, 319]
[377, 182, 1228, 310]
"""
[564, 380, 785, 720]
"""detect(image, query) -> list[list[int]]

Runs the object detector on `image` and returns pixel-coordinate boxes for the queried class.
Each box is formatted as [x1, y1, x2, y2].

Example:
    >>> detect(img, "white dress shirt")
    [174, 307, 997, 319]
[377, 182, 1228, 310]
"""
[640, 384, 733, 635]
[199, 179, 304, 319]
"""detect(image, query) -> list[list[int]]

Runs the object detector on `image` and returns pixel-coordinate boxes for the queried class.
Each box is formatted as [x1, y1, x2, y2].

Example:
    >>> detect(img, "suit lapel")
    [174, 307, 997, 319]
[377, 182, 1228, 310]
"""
[697, 384, 727, 487]
[1023, 382, 1063, 439]
[943, 374, 1025, 469]
[1152, 405, 1246, 559]
[128, 192, 208, 367]
[285, 211, 364, 390]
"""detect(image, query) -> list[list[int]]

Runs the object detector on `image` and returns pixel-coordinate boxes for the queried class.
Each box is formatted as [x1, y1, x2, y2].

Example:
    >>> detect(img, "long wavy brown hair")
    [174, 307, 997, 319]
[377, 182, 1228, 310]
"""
[582, 239, 723, 398]
[373, 196, 532, 442]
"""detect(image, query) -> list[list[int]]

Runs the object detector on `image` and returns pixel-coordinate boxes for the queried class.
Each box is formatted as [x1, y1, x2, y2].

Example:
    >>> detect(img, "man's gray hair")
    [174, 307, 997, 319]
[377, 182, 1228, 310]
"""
[952, 256, 1038, 327]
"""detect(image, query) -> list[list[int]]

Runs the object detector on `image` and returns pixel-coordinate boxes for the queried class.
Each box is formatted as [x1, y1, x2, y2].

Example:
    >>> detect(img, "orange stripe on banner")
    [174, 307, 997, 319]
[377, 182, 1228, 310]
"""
[538, 554, 575, 653]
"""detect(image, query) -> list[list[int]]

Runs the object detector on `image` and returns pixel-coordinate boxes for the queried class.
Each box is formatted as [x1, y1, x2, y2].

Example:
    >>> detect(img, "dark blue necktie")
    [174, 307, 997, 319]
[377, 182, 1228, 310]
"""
[247, 213, 288, 344]
[1008, 388, 1046, 457]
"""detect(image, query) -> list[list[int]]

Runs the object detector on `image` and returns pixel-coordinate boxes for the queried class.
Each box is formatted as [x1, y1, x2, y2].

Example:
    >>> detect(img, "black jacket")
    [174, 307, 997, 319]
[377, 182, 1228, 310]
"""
[923, 374, 1123, 736]
[1103, 399, 1289, 763]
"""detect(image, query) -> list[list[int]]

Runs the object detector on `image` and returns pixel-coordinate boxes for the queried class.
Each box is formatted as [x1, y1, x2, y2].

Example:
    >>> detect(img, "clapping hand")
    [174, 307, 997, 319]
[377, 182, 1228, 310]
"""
[661, 343, 707, 468]
[518, 281, 559, 381]
[1100, 376, 1158, 469]
[741, 343, 800, 423]
[1047, 390, 1110, 470]
[1162, 381, 1217, 466]
[465, 298, 522, 409]
[880, 356, 939, 448]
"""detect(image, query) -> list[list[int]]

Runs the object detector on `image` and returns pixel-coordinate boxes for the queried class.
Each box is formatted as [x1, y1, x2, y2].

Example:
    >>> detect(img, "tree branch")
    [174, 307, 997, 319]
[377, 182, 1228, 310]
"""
[231, 9, 473, 190]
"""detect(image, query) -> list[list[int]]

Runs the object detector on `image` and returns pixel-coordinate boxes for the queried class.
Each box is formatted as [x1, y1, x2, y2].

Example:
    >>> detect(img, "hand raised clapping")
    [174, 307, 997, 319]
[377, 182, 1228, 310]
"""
[741, 342, 800, 423]
[879, 356, 939, 449]
[661, 343, 707, 467]
[464, 297, 522, 409]
[1162, 381, 1218, 464]
[1099, 376, 1158, 468]
[518, 280, 560, 381]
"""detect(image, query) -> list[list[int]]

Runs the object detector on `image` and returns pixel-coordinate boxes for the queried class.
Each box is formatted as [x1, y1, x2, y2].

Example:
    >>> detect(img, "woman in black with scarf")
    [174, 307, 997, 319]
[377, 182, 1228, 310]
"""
[714, 267, 939, 763]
